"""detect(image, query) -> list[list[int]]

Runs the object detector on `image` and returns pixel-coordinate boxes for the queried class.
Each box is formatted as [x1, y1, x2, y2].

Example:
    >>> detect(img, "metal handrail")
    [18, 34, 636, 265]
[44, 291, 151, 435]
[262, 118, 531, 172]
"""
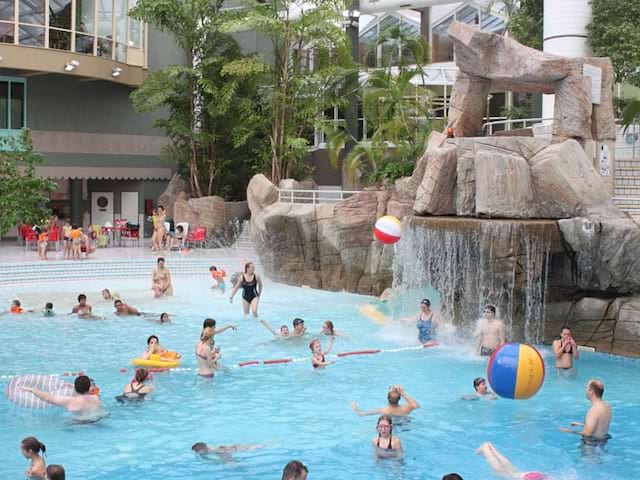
[277, 189, 361, 204]
[482, 117, 554, 135]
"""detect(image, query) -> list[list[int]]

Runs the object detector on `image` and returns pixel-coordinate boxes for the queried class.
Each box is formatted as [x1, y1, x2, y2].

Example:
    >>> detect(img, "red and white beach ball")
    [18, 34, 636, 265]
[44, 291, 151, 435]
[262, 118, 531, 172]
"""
[374, 216, 402, 244]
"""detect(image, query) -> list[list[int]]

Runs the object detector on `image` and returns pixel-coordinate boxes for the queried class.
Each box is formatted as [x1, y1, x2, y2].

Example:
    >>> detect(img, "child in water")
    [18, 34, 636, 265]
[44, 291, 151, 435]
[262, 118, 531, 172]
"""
[43, 302, 55, 317]
[209, 266, 226, 294]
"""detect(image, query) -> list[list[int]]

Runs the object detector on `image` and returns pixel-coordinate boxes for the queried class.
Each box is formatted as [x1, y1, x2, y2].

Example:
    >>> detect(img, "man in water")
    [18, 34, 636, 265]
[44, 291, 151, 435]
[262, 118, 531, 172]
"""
[22, 375, 102, 415]
[71, 294, 92, 316]
[192, 442, 264, 464]
[351, 384, 420, 417]
[552, 325, 579, 371]
[114, 299, 141, 316]
[559, 379, 611, 442]
[282, 460, 308, 480]
[462, 377, 497, 400]
[474, 305, 506, 356]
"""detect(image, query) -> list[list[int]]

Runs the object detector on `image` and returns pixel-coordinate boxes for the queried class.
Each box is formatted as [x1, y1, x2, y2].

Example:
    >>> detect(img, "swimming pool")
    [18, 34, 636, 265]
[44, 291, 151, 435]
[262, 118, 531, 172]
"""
[1, 274, 639, 479]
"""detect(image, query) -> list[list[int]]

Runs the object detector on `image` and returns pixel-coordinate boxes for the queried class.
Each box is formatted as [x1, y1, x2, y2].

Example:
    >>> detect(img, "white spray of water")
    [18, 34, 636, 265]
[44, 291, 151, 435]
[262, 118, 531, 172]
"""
[389, 219, 552, 344]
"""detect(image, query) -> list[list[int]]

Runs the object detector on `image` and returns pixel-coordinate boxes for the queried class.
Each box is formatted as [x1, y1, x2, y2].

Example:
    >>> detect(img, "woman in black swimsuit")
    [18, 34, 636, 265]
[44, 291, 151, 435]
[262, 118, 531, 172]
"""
[116, 368, 154, 403]
[229, 262, 263, 317]
[372, 415, 402, 454]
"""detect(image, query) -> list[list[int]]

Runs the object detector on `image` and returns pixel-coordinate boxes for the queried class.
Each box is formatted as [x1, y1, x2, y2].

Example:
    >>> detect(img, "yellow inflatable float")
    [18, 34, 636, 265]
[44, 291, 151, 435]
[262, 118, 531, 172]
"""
[132, 351, 181, 369]
[358, 304, 392, 326]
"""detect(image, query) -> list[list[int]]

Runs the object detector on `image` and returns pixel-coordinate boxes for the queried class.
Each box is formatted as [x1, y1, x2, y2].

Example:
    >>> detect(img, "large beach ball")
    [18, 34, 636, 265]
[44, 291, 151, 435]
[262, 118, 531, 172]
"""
[374, 216, 402, 245]
[487, 343, 545, 400]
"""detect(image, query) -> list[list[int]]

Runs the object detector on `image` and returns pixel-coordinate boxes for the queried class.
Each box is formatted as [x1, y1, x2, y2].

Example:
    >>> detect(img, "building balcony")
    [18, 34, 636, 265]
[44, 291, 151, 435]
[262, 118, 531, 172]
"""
[0, 0, 148, 86]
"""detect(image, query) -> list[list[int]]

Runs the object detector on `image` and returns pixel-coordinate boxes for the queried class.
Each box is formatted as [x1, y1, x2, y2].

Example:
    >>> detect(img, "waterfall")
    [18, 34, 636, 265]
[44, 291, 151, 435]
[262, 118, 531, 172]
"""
[391, 218, 552, 344]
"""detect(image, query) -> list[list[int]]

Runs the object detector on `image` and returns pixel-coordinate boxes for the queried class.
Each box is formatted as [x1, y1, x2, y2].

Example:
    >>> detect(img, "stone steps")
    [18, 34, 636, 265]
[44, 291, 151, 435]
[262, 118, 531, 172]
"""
[0, 256, 259, 287]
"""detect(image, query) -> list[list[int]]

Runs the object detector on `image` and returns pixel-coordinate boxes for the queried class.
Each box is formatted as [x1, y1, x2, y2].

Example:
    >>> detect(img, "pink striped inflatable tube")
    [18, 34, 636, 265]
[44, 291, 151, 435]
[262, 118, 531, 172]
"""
[6, 374, 74, 409]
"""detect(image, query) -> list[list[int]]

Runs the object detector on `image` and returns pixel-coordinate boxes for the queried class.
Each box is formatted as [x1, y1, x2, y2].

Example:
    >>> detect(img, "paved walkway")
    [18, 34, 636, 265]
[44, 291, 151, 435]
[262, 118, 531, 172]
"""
[0, 240, 255, 264]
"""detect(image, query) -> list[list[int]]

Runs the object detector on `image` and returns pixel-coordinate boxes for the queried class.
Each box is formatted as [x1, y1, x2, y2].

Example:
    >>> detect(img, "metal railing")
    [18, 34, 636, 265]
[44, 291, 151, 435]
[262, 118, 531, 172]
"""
[277, 189, 361, 204]
[482, 117, 554, 136]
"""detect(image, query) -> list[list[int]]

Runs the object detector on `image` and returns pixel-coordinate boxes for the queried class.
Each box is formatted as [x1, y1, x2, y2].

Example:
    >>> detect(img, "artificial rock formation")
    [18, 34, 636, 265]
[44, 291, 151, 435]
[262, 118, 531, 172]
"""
[445, 21, 616, 142]
[248, 174, 397, 295]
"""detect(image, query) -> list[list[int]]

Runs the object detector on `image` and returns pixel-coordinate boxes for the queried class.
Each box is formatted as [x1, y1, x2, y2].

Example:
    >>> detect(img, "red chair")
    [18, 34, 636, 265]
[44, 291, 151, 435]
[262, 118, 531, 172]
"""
[19, 224, 32, 246]
[122, 225, 140, 247]
[24, 228, 37, 251]
[47, 227, 61, 251]
[186, 226, 207, 248]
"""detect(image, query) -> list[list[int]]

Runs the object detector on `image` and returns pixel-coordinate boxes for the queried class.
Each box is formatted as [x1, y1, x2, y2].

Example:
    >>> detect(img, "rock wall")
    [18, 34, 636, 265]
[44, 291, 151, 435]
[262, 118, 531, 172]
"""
[248, 174, 411, 295]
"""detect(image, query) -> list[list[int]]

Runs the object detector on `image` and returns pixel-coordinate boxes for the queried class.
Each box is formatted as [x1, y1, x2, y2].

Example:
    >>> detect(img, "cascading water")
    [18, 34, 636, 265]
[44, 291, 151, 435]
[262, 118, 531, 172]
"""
[391, 217, 553, 344]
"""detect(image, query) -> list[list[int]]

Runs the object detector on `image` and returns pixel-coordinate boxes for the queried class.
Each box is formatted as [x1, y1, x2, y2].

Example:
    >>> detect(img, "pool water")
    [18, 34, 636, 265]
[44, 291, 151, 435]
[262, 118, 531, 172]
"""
[1, 276, 639, 479]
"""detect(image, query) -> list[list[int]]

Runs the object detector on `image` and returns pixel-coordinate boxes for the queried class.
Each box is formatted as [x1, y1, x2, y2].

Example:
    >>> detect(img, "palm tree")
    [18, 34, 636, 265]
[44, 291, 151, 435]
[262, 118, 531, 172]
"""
[324, 23, 434, 184]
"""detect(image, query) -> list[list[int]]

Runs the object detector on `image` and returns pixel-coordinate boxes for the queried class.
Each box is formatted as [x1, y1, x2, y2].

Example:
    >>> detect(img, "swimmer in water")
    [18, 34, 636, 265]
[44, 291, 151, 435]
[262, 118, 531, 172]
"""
[71, 294, 92, 316]
[260, 319, 290, 337]
[282, 461, 309, 480]
[321, 320, 345, 336]
[476, 442, 547, 479]
[196, 327, 221, 377]
[21, 436, 46, 480]
[116, 368, 154, 403]
[114, 300, 141, 316]
[559, 379, 612, 443]
[101, 289, 120, 301]
[414, 298, 439, 346]
[462, 377, 497, 401]
[159, 312, 171, 323]
[372, 415, 402, 455]
[191, 442, 264, 464]
[142, 335, 165, 359]
[292, 318, 306, 336]
[10, 299, 33, 314]
[200, 318, 237, 345]
[46, 465, 65, 480]
[43, 302, 55, 317]
[229, 262, 262, 317]
[209, 266, 227, 294]
[553, 325, 579, 371]
[310, 337, 335, 368]
[475, 305, 506, 356]
[22, 375, 103, 416]
[351, 384, 421, 416]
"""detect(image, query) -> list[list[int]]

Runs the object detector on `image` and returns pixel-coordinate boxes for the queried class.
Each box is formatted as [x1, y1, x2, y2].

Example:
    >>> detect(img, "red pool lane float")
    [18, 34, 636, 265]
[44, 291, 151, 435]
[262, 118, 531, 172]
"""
[238, 361, 260, 367]
[263, 359, 292, 365]
[337, 349, 381, 358]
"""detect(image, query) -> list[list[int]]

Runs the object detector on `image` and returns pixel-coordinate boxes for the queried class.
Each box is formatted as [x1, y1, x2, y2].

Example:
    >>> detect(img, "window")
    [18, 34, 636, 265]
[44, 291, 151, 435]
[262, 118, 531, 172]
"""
[0, 77, 26, 130]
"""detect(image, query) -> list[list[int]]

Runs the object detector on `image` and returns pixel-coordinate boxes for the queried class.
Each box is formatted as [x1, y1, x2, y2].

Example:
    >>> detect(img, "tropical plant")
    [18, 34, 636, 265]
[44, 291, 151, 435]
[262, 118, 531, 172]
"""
[325, 24, 434, 184]
[505, 0, 543, 50]
[588, 0, 640, 88]
[0, 130, 56, 235]
[225, 0, 353, 184]
[130, 0, 268, 199]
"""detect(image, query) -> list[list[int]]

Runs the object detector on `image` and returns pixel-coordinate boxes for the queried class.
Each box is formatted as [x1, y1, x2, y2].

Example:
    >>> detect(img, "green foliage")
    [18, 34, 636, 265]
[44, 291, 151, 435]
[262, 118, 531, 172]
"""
[0, 130, 56, 235]
[588, 0, 640, 88]
[325, 24, 434, 185]
[621, 99, 640, 132]
[226, 0, 352, 183]
[506, 0, 543, 50]
[130, 0, 268, 199]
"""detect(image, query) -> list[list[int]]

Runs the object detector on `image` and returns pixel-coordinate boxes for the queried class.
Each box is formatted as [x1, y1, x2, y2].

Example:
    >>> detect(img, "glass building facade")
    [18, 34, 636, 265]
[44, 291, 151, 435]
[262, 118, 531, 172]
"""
[0, 0, 146, 65]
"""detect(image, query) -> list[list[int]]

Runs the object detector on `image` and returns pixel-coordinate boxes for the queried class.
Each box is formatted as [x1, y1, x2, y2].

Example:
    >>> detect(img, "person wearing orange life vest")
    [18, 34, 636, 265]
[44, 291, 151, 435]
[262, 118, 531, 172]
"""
[209, 265, 226, 294]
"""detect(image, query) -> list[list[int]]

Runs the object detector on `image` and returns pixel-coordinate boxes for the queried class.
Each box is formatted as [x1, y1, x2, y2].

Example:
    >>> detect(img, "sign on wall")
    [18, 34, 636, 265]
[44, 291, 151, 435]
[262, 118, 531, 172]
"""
[583, 64, 602, 105]
[599, 144, 610, 177]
